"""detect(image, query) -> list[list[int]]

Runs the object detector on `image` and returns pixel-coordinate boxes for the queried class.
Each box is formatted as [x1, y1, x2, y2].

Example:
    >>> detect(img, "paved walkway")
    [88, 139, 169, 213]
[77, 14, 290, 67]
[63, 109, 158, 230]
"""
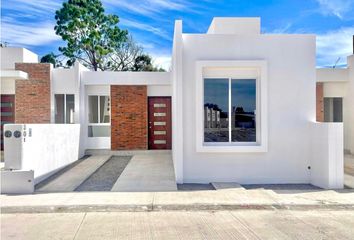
[36, 155, 111, 192]
[2, 210, 354, 240]
[2, 185, 353, 213]
[111, 153, 177, 192]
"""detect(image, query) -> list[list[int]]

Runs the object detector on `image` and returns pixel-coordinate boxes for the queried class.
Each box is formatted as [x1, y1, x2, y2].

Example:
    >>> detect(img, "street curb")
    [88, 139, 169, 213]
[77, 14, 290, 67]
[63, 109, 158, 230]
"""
[2, 204, 354, 213]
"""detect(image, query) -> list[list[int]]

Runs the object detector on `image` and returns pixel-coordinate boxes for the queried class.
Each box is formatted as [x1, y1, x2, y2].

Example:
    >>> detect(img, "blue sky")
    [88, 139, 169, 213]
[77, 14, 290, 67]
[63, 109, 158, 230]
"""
[1, 0, 354, 70]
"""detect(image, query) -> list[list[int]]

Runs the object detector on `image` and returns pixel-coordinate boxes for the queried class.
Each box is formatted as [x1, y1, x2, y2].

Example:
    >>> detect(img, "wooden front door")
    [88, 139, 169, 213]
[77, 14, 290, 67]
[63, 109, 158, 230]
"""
[1, 95, 15, 150]
[148, 97, 172, 149]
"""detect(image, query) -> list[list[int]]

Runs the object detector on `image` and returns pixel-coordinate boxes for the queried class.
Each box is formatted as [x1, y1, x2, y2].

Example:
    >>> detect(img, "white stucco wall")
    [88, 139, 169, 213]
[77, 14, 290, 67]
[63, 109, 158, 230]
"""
[316, 68, 348, 83]
[310, 122, 343, 189]
[346, 55, 354, 154]
[179, 32, 316, 183]
[82, 71, 171, 85]
[1, 78, 16, 94]
[3, 124, 81, 184]
[171, 20, 184, 183]
[323, 82, 347, 97]
[207, 17, 260, 35]
[0, 47, 36, 95]
[0, 47, 38, 70]
[147, 85, 171, 96]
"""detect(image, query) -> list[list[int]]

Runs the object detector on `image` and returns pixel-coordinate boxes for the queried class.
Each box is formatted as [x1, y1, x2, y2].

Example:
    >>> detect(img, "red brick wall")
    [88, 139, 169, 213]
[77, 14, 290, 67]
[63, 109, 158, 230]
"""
[14, 63, 51, 123]
[316, 82, 324, 122]
[111, 85, 148, 150]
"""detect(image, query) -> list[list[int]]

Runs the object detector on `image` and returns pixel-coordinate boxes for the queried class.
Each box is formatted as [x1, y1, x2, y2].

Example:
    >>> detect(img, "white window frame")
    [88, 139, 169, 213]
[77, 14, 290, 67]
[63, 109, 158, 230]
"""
[87, 95, 111, 137]
[54, 93, 75, 124]
[196, 60, 268, 152]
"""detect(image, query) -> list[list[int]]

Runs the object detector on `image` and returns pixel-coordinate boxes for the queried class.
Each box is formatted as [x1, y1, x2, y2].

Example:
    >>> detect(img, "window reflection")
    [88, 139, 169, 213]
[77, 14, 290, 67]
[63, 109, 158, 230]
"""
[100, 96, 110, 123]
[231, 79, 256, 142]
[88, 96, 99, 123]
[204, 79, 229, 142]
[203, 78, 257, 143]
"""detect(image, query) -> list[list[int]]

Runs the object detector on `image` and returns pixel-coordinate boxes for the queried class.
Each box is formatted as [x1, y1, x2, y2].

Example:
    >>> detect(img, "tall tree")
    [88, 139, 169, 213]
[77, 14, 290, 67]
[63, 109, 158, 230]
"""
[40, 52, 63, 68]
[132, 54, 165, 72]
[108, 35, 143, 71]
[54, 0, 127, 71]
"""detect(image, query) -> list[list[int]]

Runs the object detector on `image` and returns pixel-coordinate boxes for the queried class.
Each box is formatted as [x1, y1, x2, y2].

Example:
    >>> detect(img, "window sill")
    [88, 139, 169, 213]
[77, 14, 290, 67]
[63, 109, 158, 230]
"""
[196, 144, 268, 153]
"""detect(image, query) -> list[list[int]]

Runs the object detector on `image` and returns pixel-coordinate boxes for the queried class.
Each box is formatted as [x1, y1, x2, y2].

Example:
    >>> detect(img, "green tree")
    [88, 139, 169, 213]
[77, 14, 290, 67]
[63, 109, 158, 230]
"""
[54, 0, 127, 71]
[40, 52, 63, 67]
[132, 54, 165, 72]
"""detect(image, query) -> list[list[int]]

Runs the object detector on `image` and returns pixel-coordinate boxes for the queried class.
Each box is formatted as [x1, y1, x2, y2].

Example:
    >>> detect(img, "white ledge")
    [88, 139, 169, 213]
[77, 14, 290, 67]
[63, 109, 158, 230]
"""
[0, 70, 28, 79]
[82, 71, 171, 85]
[316, 68, 348, 83]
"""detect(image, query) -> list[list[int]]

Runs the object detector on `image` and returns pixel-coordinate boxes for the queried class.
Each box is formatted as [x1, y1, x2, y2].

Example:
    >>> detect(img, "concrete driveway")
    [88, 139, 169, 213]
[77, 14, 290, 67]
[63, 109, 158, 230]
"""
[35, 152, 177, 192]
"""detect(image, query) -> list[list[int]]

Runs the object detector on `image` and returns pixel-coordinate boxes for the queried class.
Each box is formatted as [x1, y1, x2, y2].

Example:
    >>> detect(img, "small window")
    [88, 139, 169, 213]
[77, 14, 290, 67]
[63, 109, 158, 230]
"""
[88, 126, 111, 137]
[88, 96, 110, 124]
[88, 95, 110, 137]
[324, 97, 343, 122]
[55, 94, 75, 124]
[204, 78, 257, 143]
[100, 96, 110, 123]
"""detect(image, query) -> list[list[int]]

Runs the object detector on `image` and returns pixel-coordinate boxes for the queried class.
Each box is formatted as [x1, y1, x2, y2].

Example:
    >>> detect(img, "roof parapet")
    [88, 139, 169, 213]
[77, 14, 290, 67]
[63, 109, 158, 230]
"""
[207, 17, 261, 35]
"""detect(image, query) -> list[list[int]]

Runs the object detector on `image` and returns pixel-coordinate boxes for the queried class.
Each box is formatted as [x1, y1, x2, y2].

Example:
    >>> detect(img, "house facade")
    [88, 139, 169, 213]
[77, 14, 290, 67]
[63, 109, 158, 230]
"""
[316, 54, 354, 155]
[0, 17, 349, 187]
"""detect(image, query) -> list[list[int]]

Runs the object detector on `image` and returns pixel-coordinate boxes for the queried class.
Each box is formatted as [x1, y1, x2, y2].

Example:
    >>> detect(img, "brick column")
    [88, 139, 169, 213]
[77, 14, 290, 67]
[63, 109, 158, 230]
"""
[316, 82, 324, 122]
[111, 85, 148, 150]
[14, 63, 51, 123]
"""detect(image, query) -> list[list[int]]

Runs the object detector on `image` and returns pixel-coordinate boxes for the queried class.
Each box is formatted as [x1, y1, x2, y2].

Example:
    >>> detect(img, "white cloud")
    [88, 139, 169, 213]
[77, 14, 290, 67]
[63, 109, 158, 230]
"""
[151, 54, 171, 71]
[316, 27, 354, 67]
[267, 23, 293, 34]
[103, 0, 199, 17]
[1, 0, 61, 15]
[120, 19, 171, 40]
[1, 20, 61, 47]
[0, 0, 62, 47]
[315, 0, 353, 19]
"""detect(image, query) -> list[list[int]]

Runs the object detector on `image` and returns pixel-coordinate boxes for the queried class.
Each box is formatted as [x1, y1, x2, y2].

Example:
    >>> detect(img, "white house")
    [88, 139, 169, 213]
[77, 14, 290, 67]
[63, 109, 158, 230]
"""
[316, 54, 354, 155]
[0, 17, 348, 190]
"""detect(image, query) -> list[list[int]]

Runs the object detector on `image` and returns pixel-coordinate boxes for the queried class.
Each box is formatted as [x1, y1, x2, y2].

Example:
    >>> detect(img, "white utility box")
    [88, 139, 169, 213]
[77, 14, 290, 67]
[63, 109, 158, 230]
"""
[4, 124, 25, 170]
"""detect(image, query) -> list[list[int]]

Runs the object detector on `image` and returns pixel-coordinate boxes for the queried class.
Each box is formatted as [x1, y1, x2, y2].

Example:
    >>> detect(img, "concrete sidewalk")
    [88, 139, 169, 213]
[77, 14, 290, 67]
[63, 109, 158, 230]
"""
[2, 210, 354, 240]
[1, 186, 353, 213]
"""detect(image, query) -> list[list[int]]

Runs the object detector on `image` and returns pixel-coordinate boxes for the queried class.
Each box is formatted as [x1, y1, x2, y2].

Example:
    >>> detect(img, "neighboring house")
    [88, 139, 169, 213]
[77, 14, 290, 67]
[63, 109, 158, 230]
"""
[316, 52, 354, 155]
[0, 17, 351, 187]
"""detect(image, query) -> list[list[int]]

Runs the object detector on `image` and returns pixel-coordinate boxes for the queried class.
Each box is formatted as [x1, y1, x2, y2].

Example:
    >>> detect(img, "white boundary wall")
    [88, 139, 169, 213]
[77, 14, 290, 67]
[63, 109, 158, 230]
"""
[3, 124, 81, 185]
[310, 122, 344, 189]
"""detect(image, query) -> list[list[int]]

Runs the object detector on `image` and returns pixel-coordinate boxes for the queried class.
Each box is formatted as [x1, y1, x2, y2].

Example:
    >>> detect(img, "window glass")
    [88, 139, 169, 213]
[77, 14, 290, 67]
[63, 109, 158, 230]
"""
[204, 78, 229, 142]
[88, 96, 99, 123]
[324, 97, 343, 122]
[100, 96, 110, 123]
[66, 95, 75, 124]
[88, 126, 111, 137]
[55, 94, 65, 123]
[231, 79, 256, 142]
